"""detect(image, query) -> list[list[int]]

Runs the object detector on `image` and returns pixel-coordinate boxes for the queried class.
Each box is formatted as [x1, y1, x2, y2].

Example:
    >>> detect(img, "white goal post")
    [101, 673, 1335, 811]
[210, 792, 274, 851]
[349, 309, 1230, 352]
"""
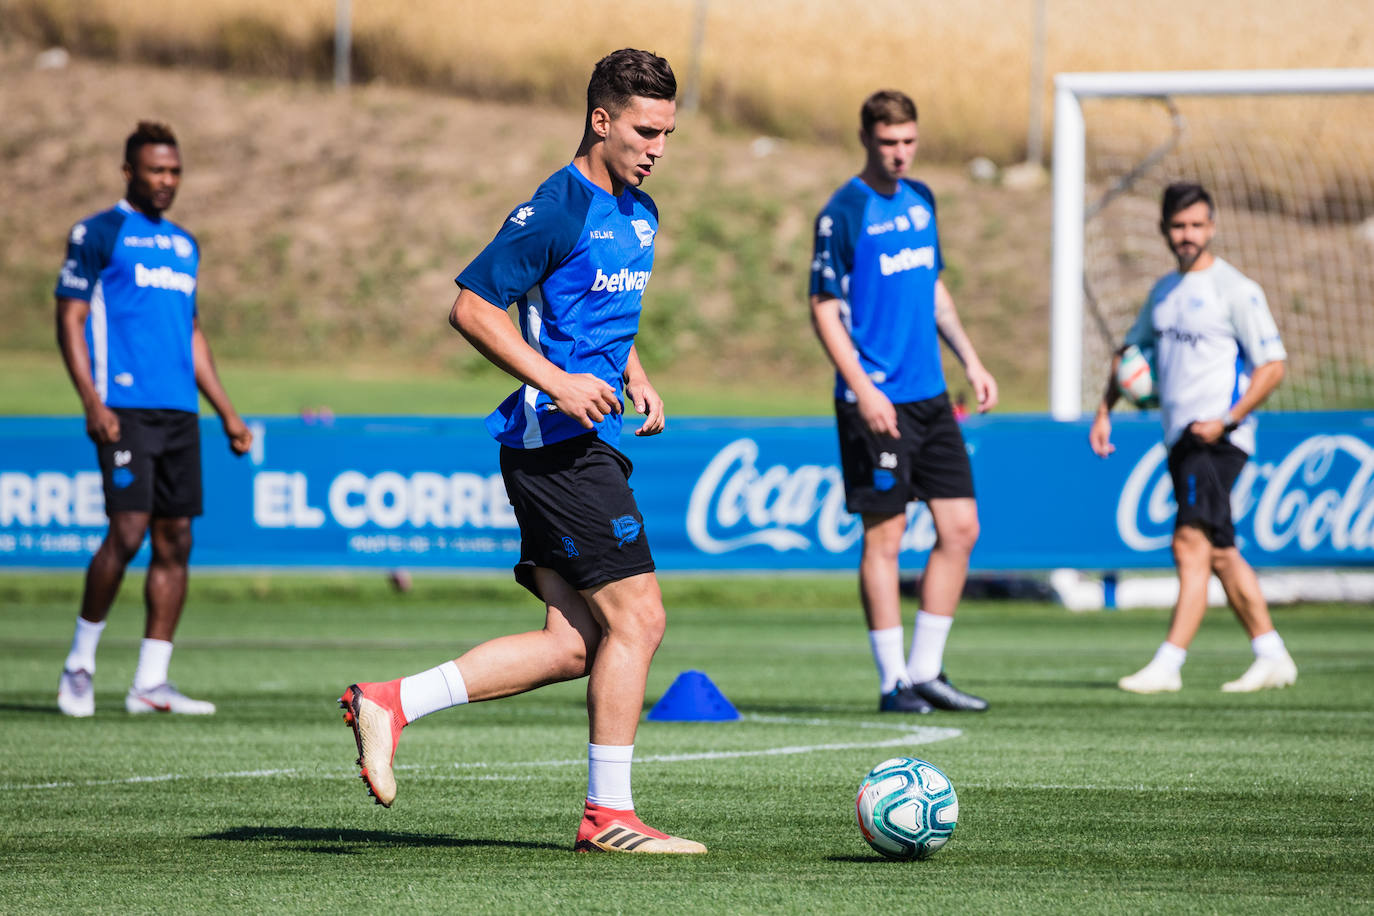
[1049, 68, 1374, 420]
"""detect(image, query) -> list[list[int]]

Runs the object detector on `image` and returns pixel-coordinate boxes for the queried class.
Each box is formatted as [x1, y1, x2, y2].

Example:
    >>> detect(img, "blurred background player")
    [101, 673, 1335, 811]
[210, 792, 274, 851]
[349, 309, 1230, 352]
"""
[1090, 182, 1295, 694]
[55, 121, 253, 717]
[339, 49, 704, 854]
[808, 90, 998, 714]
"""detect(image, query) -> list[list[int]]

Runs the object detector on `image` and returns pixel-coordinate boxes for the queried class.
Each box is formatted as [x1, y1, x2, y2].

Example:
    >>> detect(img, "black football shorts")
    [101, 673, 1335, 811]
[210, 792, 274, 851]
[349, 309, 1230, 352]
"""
[1167, 431, 1248, 548]
[499, 432, 655, 599]
[835, 391, 975, 517]
[95, 408, 203, 518]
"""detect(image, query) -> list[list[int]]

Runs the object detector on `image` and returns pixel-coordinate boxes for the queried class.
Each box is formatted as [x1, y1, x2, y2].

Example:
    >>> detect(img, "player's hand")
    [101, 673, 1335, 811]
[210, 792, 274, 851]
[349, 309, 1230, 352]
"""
[856, 385, 900, 439]
[550, 372, 622, 429]
[1189, 418, 1226, 444]
[85, 403, 121, 445]
[1089, 411, 1115, 457]
[224, 415, 253, 456]
[625, 374, 665, 437]
[966, 364, 999, 413]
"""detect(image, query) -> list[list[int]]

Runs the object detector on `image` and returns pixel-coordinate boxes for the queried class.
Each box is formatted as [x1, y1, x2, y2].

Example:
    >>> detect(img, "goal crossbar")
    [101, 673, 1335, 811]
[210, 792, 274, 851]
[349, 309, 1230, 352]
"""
[1049, 68, 1374, 419]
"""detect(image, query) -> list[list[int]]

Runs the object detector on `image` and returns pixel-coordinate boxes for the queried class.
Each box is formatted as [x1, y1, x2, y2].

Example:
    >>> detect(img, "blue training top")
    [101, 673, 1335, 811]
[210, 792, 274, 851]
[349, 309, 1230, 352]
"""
[809, 177, 946, 404]
[457, 163, 659, 449]
[55, 200, 200, 412]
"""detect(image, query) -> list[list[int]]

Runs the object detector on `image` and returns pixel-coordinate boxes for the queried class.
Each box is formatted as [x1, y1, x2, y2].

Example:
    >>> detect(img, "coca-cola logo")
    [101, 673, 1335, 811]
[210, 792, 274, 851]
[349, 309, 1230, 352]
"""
[686, 438, 934, 555]
[1117, 434, 1374, 555]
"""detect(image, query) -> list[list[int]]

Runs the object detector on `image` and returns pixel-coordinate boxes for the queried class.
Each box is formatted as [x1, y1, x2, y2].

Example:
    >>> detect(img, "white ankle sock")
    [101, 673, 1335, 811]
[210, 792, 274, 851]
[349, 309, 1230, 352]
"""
[399, 661, 468, 723]
[869, 627, 908, 691]
[132, 639, 173, 690]
[1251, 630, 1287, 659]
[907, 611, 954, 684]
[587, 743, 634, 810]
[64, 617, 106, 673]
[1153, 642, 1187, 672]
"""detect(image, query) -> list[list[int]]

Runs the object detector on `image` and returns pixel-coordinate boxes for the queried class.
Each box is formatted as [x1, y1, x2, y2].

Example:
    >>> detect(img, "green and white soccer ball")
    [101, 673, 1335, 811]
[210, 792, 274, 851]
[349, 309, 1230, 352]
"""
[1116, 343, 1158, 408]
[856, 756, 958, 859]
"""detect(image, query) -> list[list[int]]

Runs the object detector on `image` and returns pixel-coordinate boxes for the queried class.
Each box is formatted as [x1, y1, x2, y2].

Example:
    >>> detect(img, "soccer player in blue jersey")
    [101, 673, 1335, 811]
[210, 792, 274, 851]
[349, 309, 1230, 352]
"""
[810, 91, 998, 715]
[54, 121, 252, 718]
[339, 50, 704, 854]
[1091, 183, 1294, 695]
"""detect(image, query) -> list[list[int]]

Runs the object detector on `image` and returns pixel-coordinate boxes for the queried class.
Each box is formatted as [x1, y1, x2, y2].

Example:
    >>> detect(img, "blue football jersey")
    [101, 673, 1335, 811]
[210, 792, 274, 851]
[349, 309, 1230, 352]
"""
[55, 200, 200, 412]
[457, 164, 659, 449]
[809, 177, 946, 404]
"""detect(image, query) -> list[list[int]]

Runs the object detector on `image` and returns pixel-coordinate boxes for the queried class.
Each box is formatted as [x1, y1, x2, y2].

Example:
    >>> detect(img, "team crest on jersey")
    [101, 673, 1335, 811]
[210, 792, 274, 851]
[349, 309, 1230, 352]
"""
[509, 205, 535, 227]
[611, 515, 642, 546]
[908, 204, 930, 231]
[172, 235, 193, 258]
[631, 219, 655, 248]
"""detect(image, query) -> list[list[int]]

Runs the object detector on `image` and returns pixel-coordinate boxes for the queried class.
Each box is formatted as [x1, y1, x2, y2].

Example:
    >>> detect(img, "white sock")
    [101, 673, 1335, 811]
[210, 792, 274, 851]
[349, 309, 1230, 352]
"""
[399, 661, 468, 723]
[132, 639, 173, 690]
[1252, 630, 1287, 660]
[869, 627, 908, 692]
[1153, 642, 1188, 672]
[907, 611, 954, 684]
[64, 617, 106, 673]
[587, 743, 634, 810]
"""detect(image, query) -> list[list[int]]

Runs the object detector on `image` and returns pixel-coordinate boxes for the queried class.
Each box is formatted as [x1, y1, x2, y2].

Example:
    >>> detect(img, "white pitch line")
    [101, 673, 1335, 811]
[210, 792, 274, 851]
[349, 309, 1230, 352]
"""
[2, 714, 962, 793]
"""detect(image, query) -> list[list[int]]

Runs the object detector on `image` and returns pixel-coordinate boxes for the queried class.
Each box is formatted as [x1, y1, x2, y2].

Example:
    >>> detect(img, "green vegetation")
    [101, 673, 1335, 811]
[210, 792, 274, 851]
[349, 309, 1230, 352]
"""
[3, 574, 1371, 913]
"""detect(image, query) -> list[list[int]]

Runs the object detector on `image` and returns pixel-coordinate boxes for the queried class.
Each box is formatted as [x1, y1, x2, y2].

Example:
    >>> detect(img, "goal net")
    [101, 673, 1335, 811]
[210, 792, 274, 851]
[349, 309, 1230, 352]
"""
[1050, 70, 1374, 418]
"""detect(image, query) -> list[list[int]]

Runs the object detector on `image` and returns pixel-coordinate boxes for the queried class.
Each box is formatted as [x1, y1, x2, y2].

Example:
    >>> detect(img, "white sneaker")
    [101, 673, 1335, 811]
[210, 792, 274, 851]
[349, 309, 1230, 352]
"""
[58, 668, 95, 717]
[125, 683, 217, 715]
[1118, 661, 1182, 694]
[1221, 653, 1297, 693]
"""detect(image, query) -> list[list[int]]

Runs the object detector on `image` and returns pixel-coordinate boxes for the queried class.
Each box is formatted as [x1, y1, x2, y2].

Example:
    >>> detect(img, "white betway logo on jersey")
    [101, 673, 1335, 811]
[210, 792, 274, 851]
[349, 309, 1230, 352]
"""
[590, 268, 651, 292]
[878, 246, 936, 276]
[134, 263, 196, 295]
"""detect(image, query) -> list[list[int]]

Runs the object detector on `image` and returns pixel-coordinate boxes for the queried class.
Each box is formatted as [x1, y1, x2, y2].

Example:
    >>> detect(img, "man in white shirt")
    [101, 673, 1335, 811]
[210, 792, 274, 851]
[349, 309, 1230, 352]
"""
[1089, 182, 1296, 694]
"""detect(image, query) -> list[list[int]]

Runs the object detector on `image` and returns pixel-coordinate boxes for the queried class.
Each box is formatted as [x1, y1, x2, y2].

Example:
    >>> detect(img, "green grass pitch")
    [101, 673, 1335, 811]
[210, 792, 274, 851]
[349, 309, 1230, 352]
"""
[2, 574, 1371, 913]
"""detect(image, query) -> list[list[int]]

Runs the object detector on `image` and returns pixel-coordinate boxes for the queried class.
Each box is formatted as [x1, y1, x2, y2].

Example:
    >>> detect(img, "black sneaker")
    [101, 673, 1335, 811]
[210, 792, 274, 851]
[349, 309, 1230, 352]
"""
[879, 683, 933, 714]
[910, 672, 988, 712]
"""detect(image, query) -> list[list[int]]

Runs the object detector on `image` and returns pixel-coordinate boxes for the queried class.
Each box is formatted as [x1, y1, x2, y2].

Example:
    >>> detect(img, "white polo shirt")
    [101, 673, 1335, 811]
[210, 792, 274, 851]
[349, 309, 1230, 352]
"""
[1124, 257, 1286, 454]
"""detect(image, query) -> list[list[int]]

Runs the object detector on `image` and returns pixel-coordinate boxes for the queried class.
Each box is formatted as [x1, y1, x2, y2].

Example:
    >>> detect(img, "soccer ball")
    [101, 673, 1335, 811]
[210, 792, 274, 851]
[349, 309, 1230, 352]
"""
[856, 756, 958, 859]
[1115, 344, 1158, 407]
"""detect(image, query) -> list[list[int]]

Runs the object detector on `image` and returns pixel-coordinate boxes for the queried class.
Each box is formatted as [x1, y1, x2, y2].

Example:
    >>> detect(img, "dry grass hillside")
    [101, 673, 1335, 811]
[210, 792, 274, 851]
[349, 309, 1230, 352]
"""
[0, 43, 1055, 408]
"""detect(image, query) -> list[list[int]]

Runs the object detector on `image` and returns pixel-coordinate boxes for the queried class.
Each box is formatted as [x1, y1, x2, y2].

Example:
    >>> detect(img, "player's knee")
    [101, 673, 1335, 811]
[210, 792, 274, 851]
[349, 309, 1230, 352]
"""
[548, 628, 594, 679]
[608, 603, 666, 655]
[939, 515, 980, 555]
[151, 524, 193, 565]
[104, 522, 149, 561]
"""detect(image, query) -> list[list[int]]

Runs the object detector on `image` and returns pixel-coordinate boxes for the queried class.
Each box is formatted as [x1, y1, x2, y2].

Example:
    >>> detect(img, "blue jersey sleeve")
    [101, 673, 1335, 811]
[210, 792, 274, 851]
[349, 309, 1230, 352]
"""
[55, 209, 123, 301]
[809, 198, 858, 301]
[456, 192, 584, 309]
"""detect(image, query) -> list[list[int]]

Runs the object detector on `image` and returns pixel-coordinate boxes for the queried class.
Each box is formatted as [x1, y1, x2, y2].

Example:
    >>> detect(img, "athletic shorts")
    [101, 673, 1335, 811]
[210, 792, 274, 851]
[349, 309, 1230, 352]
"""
[835, 392, 975, 516]
[1167, 431, 1248, 548]
[499, 432, 655, 600]
[95, 408, 203, 518]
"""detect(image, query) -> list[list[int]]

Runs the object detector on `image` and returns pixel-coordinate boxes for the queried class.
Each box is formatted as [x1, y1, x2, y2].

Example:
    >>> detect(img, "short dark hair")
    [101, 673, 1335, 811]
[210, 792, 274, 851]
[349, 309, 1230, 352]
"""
[124, 120, 178, 167]
[1160, 182, 1214, 225]
[860, 90, 918, 134]
[585, 49, 676, 131]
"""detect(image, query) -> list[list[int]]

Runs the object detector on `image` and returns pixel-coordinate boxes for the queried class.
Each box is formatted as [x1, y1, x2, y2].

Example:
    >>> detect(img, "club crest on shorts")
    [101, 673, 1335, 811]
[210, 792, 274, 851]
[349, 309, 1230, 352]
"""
[611, 515, 642, 546]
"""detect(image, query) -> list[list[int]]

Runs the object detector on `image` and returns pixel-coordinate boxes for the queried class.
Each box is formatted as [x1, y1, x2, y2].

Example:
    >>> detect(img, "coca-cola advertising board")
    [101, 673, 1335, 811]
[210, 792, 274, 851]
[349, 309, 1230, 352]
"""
[2, 413, 1370, 570]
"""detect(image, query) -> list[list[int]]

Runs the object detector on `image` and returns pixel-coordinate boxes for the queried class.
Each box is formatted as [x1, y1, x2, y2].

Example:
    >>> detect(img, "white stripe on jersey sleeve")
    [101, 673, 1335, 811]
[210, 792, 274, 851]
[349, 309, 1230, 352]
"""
[521, 292, 546, 449]
[90, 279, 109, 403]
